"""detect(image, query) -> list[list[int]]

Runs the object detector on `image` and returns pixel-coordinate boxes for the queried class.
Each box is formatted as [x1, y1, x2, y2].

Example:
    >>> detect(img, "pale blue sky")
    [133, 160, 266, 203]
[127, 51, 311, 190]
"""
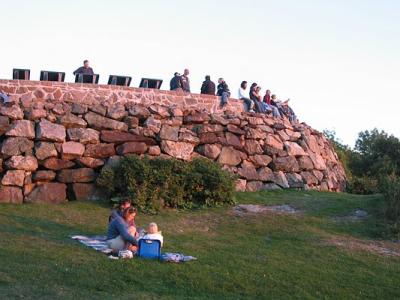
[1, 0, 399, 146]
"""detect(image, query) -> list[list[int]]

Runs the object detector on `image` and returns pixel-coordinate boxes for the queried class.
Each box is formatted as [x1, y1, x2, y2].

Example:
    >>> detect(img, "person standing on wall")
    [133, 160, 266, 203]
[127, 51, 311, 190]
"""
[73, 60, 94, 75]
[200, 75, 216, 95]
[170, 72, 183, 90]
[180, 69, 190, 93]
[217, 78, 230, 108]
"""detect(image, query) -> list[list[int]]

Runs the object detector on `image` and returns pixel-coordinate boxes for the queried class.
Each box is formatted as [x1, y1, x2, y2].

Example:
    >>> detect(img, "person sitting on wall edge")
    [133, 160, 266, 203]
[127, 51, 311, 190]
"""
[249, 83, 265, 113]
[238, 81, 254, 112]
[200, 75, 216, 95]
[263, 89, 282, 118]
[217, 78, 230, 108]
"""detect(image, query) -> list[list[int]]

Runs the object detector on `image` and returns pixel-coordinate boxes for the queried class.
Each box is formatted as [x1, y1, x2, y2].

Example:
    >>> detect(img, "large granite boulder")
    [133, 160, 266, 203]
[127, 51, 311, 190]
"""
[1, 170, 25, 187]
[61, 142, 85, 160]
[217, 146, 243, 166]
[116, 142, 148, 155]
[6, 120, 35, 139]
[67, 128, 100, 144]
[85, 112, 128, 131]
[1, 137, 34, 157]
[84, 143, 116, 158]
[35, 142, 58, 160]
[36, 119, 66, 142]
[0, 186, 23, 203]
[271, 156, 300, 173]
[57, 168, 97, 183]
[160, 141, 194, 161]
[25, 183, 67, 204]
[5, 156, 38, 171]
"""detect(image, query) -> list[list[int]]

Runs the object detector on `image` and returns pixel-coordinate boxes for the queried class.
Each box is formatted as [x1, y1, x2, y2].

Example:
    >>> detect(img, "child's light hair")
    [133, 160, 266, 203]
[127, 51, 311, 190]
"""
[148, 222, 159, 234]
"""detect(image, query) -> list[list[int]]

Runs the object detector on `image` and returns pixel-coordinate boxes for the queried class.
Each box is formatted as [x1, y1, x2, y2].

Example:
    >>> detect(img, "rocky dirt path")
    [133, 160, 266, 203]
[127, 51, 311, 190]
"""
[233, 203, 400, 258]
[233, 204, 301, 215]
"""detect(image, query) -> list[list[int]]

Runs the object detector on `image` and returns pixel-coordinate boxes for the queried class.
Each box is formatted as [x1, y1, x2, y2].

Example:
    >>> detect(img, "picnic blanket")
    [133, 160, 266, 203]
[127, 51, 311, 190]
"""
[70, 235, 197, 262]
[71, 235, 113, 255]
[161, 253, 197, 263]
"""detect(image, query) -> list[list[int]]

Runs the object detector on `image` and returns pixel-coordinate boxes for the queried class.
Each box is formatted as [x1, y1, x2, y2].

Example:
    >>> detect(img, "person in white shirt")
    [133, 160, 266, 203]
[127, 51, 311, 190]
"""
[238, 81, 254, 112]
[140, 222, 164, 246]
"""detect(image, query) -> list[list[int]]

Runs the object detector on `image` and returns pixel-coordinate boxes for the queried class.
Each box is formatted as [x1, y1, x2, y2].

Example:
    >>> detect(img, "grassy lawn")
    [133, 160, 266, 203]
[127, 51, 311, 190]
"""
[0, 190, 399, 299]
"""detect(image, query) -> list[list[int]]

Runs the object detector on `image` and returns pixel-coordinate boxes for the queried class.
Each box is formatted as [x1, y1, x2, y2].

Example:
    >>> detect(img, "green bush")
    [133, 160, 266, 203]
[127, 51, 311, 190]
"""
[347, 176, 379, 195]
[379, 175, 400, 237]
[96, 155, 236, 212]
[185, 158, 236, 207]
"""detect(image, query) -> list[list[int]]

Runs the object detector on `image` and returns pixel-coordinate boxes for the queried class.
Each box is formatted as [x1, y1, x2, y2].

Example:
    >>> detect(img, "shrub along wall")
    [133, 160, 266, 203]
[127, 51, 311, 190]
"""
[97, 156, 237, 212]
[0, 81, 346, 204]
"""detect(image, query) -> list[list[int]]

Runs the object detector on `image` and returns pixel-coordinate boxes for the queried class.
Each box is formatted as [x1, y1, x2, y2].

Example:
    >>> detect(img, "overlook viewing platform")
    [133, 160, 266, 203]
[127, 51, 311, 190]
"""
[0, 79, 245, 114]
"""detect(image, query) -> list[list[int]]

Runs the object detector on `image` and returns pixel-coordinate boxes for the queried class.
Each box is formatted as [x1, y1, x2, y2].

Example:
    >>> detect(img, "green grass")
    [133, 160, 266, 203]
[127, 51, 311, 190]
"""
[0, 190, 399, 299]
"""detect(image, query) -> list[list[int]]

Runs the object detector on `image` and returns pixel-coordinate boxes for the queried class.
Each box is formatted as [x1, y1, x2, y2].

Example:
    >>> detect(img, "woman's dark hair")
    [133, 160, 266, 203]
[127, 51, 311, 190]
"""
[123, 207, 137, 219]
[250, 83, 257, 88]
[119, 198, 131, 208]
[240, 81, 247, 88]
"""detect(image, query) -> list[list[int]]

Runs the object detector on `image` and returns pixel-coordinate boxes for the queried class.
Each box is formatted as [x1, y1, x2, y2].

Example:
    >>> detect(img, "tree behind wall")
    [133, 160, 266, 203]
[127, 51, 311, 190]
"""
[351, 129, 400, 178]
[325, 128, 400, 194]
[325, 128, 400, 235]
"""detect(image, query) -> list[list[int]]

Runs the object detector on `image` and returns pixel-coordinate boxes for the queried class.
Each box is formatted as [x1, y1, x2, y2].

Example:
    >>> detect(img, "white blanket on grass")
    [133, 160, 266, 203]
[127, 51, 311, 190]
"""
[71, 235, 113, 255]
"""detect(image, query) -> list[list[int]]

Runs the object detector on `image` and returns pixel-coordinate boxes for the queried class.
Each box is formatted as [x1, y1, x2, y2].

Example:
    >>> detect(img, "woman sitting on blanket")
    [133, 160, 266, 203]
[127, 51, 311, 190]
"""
[107, 207, 138, 253]
[109, 198, 132, 223]
[109, 198, 138, 239]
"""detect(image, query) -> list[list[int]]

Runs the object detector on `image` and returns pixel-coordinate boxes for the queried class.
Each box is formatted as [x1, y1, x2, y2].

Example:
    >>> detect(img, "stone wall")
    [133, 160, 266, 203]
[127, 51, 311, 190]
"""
[0, 80, 346, 204]
[0, 80, 244, 114]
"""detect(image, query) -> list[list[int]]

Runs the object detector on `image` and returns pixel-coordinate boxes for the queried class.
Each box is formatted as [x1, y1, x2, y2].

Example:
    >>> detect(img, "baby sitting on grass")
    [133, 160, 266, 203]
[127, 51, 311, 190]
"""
[140, 222, 164, 246]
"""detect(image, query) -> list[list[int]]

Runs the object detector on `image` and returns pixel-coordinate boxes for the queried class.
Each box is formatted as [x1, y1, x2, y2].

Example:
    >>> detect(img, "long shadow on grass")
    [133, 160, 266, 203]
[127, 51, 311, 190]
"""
[0, 212, 101, 244]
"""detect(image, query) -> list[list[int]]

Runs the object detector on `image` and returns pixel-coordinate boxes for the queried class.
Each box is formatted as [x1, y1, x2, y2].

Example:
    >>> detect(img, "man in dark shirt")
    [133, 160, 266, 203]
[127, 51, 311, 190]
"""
[73, 60, 94, 75]
[180, 69, 190, 92]
[200, 75, 216, 95]
[170, 72, 182, 90]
